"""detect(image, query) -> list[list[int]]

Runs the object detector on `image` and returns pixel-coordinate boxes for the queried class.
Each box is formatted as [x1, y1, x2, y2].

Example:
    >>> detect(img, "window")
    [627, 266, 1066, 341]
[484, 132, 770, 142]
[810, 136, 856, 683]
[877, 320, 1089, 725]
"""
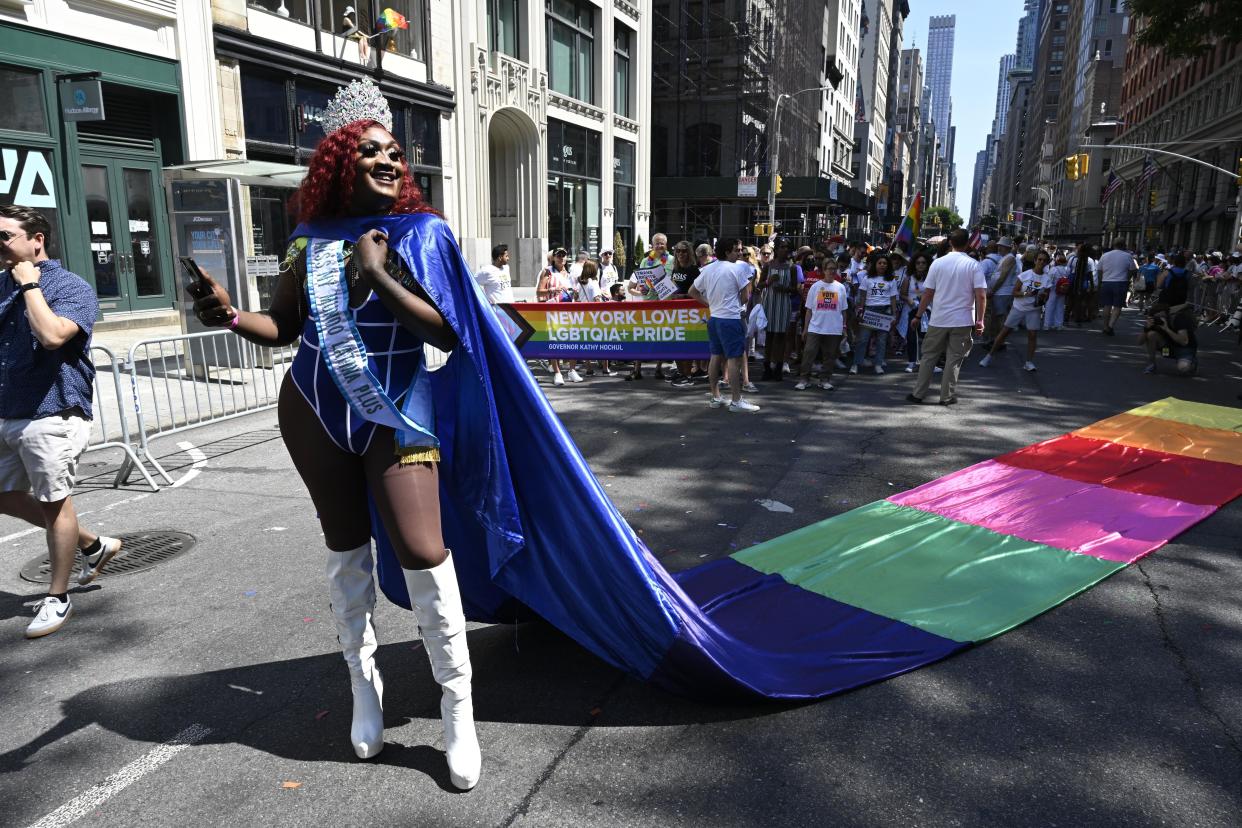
[546, 0, 595, 103]
[248, 0, 311, 23]
[1104, 39, 1113, 56]
[613, 138, 635, 274]
[614, 25, 633, 118]
[546, 118, 601, 253]
[0, 65, 47, 134]
[488, 0, 520, 57]
[315, 2, 428, 63]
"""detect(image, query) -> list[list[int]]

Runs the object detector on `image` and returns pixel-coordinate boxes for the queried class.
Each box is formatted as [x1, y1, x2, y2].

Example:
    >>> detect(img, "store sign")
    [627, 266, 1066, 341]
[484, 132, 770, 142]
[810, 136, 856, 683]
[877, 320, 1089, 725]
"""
[0, 147, 57, 209]
[737, 176, 758, 198]
[61, 80, 106, 122]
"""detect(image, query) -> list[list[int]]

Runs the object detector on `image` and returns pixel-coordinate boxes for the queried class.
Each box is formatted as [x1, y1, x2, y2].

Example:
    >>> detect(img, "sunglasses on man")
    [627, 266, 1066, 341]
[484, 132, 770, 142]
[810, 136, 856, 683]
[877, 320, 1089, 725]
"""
[0, 230, 30, 242]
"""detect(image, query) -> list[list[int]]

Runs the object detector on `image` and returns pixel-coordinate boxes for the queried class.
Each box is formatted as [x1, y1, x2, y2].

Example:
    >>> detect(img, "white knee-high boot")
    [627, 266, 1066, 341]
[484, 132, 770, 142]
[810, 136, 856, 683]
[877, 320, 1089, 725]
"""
[326, 543, 385, 759]
[402, 552, 481, 790]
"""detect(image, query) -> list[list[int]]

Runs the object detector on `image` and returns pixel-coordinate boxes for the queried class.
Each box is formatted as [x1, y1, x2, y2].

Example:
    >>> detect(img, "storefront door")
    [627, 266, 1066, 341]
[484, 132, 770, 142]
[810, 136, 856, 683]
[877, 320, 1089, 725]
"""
[78, 155, 174, 313]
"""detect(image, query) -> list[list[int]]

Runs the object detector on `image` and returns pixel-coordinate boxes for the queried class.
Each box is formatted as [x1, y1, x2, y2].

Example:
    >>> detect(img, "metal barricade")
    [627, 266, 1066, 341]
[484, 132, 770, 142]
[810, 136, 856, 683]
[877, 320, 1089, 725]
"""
[125, 331, 297, 485]
[86, 345, 165, 491]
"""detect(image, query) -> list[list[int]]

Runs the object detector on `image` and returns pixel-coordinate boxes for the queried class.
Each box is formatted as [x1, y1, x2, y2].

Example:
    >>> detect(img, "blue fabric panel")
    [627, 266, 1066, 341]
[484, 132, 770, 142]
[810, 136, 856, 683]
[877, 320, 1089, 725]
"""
[651, 559, 966, 699]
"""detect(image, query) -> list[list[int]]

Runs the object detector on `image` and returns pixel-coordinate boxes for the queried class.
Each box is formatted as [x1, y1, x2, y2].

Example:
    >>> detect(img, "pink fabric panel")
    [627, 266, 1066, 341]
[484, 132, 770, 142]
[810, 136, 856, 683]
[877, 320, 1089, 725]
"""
[888, 460, 1215, 564]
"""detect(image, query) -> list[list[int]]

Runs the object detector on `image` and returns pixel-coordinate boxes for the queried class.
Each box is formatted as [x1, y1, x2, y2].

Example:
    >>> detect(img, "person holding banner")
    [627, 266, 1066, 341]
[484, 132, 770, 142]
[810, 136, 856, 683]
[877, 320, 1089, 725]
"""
[537, 248, 582, 386]
[796, 259, 848, 391]
[850, 252, 900, 375]
[186, 78, 481, 789]
[626, 233, 673, 380]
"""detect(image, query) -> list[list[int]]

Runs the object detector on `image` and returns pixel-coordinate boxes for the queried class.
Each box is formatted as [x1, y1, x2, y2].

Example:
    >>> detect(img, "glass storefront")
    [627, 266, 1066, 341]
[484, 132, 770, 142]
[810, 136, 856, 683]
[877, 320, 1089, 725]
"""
[546, 118, 601, 255]
[613, 138, 635, 274]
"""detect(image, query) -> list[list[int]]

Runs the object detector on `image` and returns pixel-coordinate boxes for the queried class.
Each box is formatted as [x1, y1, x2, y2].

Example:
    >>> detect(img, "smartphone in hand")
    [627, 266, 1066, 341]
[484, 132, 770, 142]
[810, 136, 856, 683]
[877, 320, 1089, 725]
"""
[180, 256, 208, 295]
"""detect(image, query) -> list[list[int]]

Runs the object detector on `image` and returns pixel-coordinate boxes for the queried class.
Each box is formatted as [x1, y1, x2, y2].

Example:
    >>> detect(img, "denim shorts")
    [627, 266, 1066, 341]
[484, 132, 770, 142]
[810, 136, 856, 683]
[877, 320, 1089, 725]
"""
[707, 317, 746, 358]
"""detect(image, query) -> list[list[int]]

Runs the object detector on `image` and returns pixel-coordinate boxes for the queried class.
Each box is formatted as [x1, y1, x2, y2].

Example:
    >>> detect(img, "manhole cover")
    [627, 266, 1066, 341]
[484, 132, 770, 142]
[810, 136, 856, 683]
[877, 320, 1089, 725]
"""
[19, 530, 196, 584]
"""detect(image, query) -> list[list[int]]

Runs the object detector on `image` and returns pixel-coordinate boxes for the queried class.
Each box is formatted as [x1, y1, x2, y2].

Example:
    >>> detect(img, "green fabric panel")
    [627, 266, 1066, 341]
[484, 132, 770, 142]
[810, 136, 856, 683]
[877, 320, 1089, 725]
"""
[733, 501, 1124, 643]
[1126, 397, 1242, 434]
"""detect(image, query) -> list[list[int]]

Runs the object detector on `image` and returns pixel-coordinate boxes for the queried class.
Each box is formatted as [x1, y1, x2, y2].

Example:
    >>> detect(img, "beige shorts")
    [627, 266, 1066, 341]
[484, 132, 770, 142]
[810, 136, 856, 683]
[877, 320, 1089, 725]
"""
[0, 415, 92, 502]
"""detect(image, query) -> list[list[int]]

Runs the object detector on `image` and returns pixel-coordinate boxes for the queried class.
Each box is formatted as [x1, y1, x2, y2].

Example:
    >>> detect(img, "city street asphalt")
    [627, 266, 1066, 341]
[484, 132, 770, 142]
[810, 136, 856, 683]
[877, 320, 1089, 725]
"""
[2, 309, 1241, 827]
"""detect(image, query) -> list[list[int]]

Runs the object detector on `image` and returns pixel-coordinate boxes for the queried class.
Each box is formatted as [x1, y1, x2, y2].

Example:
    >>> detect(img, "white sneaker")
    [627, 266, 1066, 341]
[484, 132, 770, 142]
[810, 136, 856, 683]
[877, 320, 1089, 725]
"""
[794, 381, 810, 390]
[933, 366, 943, 374]
[979, 354, 992, 368]
[848, 365, 859, 375]
[728, 398, 761, 413]
[874, 365, 885, 375]
[782, 362, 792, 374]
[820, 381, 835, 390]
[742, 382, 759, 393]
[1023, 361, 1037, 372]
[566, 369, 584, 383]
[78, 536, 122, 586]
[26, 595, 72, 638]
[904, 363, 915, 373]
[708, 395, 725, 409]
[552, 372, 565, 386]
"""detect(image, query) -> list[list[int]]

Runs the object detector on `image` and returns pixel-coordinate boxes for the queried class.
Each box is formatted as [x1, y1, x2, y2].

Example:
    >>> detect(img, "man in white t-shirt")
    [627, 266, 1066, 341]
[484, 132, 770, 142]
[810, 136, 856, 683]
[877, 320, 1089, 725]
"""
[474, 244, 514, 304]
[909, 229, 988, 405]
[796, 259, 849, 390]
[598, 250, 619, 296]
[1097, 238, 1138, 336]
[689, 237, 760, 412]
[568, 250, 588, 280]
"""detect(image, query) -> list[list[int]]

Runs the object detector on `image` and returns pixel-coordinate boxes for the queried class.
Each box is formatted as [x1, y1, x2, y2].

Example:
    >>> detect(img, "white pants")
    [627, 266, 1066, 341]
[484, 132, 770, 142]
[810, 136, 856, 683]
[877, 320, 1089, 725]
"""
[1043, 293, 1066, 328]
[0, 414, 92, 502]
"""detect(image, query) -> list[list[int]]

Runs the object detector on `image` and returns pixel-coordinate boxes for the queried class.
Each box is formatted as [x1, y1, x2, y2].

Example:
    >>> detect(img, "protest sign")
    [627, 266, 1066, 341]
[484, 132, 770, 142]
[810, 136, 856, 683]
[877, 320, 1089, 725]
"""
[635, 264, 676, 299]
[498, 299, 711, 360]
[860, 309, 894, 331]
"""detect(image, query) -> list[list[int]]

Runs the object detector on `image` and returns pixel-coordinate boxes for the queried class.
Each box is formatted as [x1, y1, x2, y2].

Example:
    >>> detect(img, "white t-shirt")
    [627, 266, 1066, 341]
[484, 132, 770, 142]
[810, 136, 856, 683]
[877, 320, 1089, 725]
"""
[924, 251, 987, 328]
[1098, 248, 1137, 283]
[474, 263, 514, 304]
[693, 259, 753, 319]
[1012, 268, 1053, 312]
[578, 278, 603, 302]
[804, 280, 849, 335]
[862, 275, 898, 308]
[993, 253, 1018, 296]
[599, 263, 619, 293]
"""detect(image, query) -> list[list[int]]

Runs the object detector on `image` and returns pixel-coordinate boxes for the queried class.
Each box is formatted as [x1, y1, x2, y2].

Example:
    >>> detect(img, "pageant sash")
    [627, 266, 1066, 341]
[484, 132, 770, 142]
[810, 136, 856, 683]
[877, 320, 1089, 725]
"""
[305, 237, 437, 448]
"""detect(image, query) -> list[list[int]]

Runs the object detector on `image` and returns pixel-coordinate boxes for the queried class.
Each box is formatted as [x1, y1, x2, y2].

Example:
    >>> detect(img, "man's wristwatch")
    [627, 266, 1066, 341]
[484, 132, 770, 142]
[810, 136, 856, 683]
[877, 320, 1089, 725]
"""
[18, 282, 40, 293]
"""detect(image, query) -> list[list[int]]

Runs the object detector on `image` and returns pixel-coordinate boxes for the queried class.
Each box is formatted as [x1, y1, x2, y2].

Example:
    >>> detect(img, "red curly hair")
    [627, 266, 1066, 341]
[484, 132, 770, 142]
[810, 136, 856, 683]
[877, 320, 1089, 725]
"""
[295, 119, 437, 223]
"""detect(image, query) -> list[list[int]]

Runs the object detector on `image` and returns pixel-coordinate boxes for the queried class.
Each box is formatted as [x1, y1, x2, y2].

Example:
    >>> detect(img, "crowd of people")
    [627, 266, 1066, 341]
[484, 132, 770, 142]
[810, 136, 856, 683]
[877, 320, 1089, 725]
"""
[479, 230, 1242, 403]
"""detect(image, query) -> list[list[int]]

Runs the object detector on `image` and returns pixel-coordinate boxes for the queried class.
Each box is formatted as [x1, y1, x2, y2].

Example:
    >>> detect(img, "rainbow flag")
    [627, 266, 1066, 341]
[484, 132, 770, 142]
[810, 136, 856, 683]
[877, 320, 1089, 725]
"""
[892, 191, 922, 249]
[376, 7, 409, 31]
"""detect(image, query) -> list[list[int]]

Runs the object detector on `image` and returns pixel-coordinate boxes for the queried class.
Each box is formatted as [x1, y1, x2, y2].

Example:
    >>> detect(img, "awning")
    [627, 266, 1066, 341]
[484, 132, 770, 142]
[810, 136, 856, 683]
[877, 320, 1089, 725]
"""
[163, 159, 307, 189]
[1166, 207, 1196, 224]
[1202, 203, 1236, 221]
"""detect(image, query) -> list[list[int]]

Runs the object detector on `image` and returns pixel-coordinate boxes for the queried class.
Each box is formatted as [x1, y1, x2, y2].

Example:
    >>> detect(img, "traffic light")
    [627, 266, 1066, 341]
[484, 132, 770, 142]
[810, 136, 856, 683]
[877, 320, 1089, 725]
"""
[1078, 153, 1090, 176]
[1006, 212, 1015, 222]
[1065, 155, 1080, 181]
[752, 223, 772, 237]
[1149, 189, 1158, 208]
[775, 174, 784, 195]
[1236, 156, 1242, 186]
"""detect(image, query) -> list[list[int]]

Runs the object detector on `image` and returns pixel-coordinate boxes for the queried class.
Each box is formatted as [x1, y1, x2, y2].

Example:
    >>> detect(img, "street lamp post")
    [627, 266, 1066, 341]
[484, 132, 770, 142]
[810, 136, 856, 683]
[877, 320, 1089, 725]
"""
[768, 85, 839, 238]
[1031, 186, 1054, 237]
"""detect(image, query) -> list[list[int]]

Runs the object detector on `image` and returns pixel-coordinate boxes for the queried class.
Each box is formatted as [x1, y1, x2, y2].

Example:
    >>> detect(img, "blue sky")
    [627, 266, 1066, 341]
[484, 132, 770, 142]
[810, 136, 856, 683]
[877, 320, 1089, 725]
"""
[901, 0, 1027, 210]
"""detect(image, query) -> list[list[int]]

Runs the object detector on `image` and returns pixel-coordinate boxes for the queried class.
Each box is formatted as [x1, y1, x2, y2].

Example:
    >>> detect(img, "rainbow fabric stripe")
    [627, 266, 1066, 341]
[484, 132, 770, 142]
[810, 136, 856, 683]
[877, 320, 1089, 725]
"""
[656, 397, 1242, 698]
[892, 191, 922, 249]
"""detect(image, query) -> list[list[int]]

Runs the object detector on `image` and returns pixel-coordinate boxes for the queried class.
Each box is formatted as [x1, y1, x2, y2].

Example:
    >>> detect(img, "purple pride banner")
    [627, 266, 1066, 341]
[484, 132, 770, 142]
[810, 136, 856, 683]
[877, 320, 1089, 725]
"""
[497, 299, 711, 360]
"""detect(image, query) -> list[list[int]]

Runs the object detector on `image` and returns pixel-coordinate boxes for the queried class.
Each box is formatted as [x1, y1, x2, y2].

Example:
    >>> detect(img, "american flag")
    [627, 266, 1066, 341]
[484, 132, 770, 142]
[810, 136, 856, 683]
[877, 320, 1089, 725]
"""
[1136, 155, 1158, 187]
[1100, 171, 1123, 205]
[968, 229, 982, 250]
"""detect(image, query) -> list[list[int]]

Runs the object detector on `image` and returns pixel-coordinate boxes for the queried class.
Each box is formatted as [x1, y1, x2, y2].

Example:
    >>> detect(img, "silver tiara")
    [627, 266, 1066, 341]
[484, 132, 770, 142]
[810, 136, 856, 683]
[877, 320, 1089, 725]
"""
[321, 77, 393, 137]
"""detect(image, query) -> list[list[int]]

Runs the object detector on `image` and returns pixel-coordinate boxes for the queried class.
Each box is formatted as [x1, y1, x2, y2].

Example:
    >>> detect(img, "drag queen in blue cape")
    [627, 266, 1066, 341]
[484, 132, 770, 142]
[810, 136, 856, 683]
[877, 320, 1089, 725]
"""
[188, 78, 485, 789]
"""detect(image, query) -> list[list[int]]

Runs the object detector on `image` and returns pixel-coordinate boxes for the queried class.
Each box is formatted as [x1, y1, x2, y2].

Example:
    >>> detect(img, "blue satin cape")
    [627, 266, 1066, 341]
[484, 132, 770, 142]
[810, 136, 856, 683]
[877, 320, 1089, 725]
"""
[290, 214, 960, 700]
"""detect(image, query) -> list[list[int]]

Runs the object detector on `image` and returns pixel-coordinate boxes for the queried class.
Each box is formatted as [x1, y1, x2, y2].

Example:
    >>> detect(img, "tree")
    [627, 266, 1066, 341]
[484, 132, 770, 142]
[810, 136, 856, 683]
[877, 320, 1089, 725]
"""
[924, 206, 963, 231]
[1128, 0, 1242, 59]
[633, 235, 646, 266]
[613, 230, 626, 269]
